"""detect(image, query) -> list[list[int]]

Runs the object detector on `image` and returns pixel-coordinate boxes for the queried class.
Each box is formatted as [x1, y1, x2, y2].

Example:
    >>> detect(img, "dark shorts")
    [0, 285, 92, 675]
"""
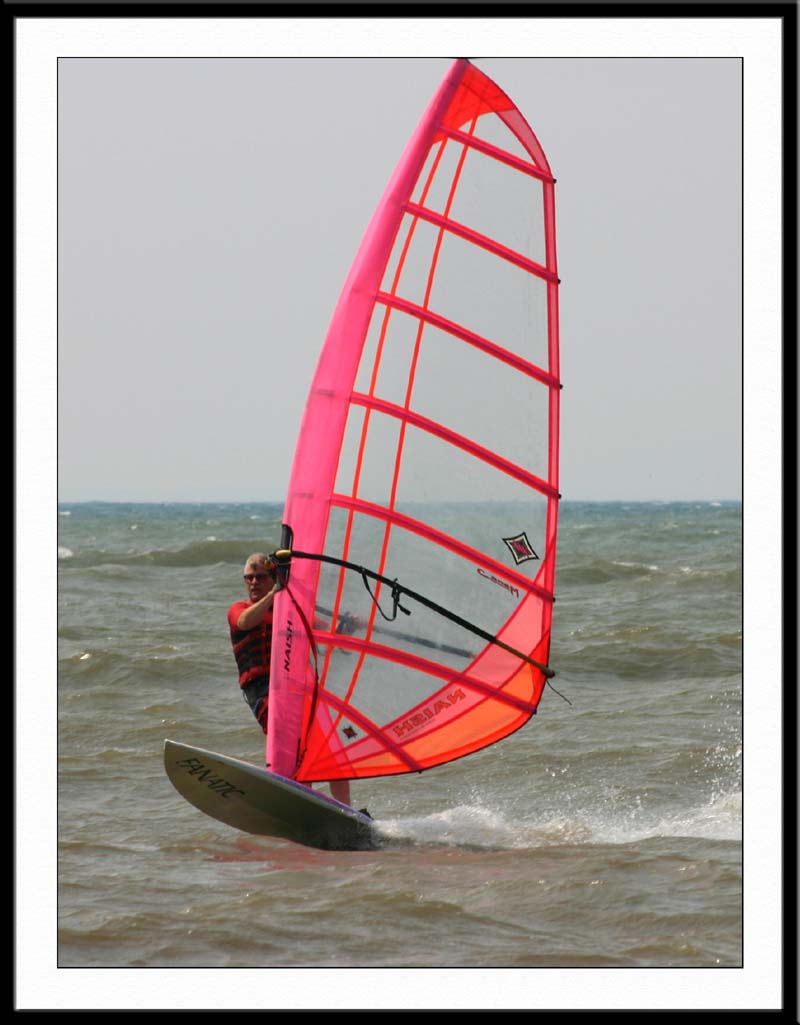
[242, 676, 269, 733]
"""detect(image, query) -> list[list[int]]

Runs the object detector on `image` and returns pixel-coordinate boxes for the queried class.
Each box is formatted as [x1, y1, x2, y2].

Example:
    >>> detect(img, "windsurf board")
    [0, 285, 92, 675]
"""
[164, 739, 377, 851]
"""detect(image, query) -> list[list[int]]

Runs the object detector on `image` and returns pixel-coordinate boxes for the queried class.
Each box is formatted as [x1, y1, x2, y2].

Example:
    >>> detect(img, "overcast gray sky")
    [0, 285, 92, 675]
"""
[56, 54, 743, 503]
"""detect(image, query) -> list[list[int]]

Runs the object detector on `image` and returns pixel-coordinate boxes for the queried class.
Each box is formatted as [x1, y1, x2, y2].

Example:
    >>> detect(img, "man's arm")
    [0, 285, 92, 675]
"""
[236, 586, 279, 632]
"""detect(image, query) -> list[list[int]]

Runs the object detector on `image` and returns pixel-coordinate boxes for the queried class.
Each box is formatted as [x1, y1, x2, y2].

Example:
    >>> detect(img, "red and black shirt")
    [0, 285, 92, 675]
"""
[227, 601, 273, 689]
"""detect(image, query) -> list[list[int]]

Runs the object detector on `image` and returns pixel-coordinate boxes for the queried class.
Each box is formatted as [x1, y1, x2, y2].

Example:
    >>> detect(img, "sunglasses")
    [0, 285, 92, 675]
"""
[243, 572, 273, 583]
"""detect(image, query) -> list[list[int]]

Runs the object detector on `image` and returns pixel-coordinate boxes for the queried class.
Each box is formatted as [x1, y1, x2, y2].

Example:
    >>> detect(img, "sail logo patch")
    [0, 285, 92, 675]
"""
[392, 689, 466, 738]
[283, 617, 294, 673]
[477, 567, 520, 599]
[503, 532, 539, 565]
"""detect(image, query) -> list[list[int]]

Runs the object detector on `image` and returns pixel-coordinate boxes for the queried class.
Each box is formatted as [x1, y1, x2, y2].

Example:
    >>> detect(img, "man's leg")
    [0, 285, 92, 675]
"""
[329, 779, 351, 805]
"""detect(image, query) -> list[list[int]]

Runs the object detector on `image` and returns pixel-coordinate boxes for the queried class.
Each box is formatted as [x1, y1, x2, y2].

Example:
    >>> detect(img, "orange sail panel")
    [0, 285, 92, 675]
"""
[267, 59, 560, 783]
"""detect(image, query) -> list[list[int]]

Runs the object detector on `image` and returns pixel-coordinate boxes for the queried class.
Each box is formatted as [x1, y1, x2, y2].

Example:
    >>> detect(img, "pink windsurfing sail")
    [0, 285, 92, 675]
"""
[267, 59, 560, 783]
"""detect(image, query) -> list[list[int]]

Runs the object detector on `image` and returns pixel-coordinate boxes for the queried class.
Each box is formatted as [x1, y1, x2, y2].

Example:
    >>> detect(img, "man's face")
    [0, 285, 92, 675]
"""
[243, 563, 274, 602]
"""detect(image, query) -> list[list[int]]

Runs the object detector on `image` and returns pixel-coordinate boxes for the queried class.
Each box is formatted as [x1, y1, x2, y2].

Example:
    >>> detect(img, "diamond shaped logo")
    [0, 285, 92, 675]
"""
[503, 532, 539, 565]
